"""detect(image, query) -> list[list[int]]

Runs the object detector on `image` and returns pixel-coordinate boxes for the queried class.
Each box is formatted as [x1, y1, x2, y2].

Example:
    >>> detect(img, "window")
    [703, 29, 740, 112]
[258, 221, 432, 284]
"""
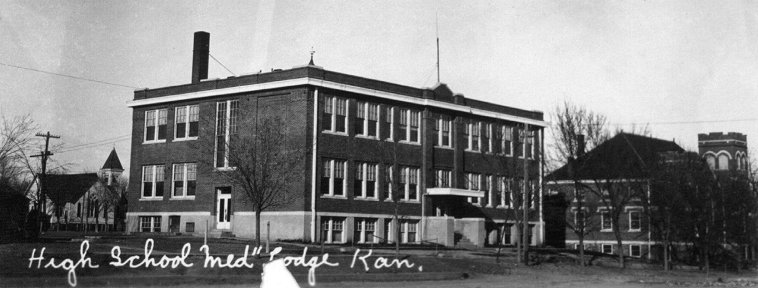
[172, 163, 197, 198]
[384, 165, 393, 200]
[384, 219, 393, 243]
[717, 154, 729, 170]
[398, 109, 420, 143]
[321, 159, 346, 197]
[602, 244, 613, 254]
[519, 128, 534, 159]
[400, 166, 419, 201]
[501, 224, 512, 245]
[486, 175, 494, 207]
[175, 105, 199, 140]
[144, 109, 167, 142]
[435, 117, 452, 148]
[629, 211, 641, 231]
[630, 245, 641, 257]
[186, 222, 195, 233]
[499, 177, 511, 207]
[466, 122, 480, 151]
[400, 220, 419, 243]
[321, 217, 345, 243]
[381, 106, 393, 140]
[354, 218, 377, 243]
[601, 210, 612, 231]
[215, 100, 239, 168]
[465, 173, 481, 204]
[355, 102, 379, 137]
[482, 123, 491, 152]
[87, 199, 98, 217]
[322, 96, 347, 133]
[502, 126, 513, 155]
[141, 165, 165, 199]
[355, 162, 378, 199]
[706, 155, 716, 170]
[76, 203, 81, 218]
[140, 216, 161, 233]
[435, 169, 451, 188]
[574, 209, 586, 229]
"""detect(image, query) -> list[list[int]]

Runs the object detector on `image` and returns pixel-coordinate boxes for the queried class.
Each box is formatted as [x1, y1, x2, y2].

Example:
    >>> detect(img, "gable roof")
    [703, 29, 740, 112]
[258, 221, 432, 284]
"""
[46, 173, 100, 205]
[102, 148, 123, 170]
[548, 132, 684, 181]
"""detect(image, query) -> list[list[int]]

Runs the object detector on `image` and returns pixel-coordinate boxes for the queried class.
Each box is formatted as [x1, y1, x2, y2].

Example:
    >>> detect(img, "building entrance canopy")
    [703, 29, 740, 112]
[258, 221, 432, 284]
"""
[426, 188, 484, 198]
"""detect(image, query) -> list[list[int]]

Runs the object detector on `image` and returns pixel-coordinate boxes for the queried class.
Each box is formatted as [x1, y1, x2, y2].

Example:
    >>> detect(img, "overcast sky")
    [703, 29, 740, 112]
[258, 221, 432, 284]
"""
[1, 0, 756, 174]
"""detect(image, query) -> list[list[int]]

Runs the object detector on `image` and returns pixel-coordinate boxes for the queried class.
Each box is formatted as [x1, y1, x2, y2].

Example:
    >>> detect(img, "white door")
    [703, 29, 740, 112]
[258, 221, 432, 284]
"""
[217, 188, 231, 229]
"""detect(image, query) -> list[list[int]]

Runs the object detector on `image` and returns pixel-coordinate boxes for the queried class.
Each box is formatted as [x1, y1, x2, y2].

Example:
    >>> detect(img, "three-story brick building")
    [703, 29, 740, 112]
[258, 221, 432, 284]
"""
[125, 32, 547, 247]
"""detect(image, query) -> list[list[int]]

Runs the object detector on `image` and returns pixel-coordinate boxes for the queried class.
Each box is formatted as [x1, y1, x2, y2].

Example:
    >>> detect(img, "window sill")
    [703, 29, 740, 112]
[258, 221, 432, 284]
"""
[322, 130, 348, 136]
[355, 134, 379, 140]
[469, 203, 482, 207]
[434, 145, 454, 150]
[399, 200, 420, 204]
[215, 167, 237, 172]
[173, 137, 198, 142]
[496, 205, 513, 209]
[139, 198, 163, 201]
[170, 197, 196, 201]
[320, 195, 348, 199]
[628, 229, 641, 233]
[464, 149, 481, 153]
[398, 140, 421, 146]
[600, 229, 613, 232]
[142, 140, 167, 145]
[354, 197, 380, 201]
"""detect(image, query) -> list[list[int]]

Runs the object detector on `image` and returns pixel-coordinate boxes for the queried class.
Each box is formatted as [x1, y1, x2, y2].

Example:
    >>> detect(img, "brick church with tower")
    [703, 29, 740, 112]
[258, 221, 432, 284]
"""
[698, 132, 749, 174]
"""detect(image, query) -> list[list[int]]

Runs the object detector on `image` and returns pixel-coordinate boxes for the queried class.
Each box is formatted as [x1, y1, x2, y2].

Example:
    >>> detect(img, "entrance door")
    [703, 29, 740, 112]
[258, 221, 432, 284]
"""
[216, 188, 231, 229]
[169, 216, 181, 233]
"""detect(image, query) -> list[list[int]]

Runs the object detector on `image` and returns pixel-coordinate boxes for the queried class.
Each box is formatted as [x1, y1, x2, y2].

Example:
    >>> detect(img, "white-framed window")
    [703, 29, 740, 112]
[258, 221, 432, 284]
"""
[483, 123, 491, 153]
[628, 210, 641, 232]
[321, 159, 346, 197]
[214, 100, 239, 168]
[172, 163, 197, 198]
[435, 116, 452, 148]
[322, 96, 347, 134]
[354, 218, 377, 243]
[602, 244, 613, 254]
[629, 244, 641, 257]
[355, 162, 378, 199]
[384, 165, 393, 201]
[574, 209, 586, 229]
[465, 173, 481, 204]
[174, 105, 199, 140]
[519, 127, 535, 159]
[383, 219, 393, 243]
[601, 210, 612, 231]
[398, 109, 421, 143]
[706, 155, 716, 170]
[321, 217, 345, 243]
[400, 166, 420, 201]
[355, 102, 379, 138]
[144, 109, 167, 143]
[381, 106, 393, 140]
[140, 216, 161, 232]
[502, 125, 513, 156]
[486, 175, 494, 207]
[498, 177, 511, 208]
[400, 220, 419, 243]
[141, 165, 165, 199]
[466, 122, 481, 151]
[435, 169, 451, 188]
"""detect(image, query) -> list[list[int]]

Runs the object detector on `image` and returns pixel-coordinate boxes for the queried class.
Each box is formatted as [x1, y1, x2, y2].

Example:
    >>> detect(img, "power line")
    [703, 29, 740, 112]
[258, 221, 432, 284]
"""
[0, 62, 139, 89]
[56, 134, 131, 153]
[612, 118, 758, 126]
[209, 53, 236, 76]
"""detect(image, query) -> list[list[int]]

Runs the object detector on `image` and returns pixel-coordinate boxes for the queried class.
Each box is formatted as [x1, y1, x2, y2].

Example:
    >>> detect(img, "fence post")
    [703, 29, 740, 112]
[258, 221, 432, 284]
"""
[266, 221, 270, 254]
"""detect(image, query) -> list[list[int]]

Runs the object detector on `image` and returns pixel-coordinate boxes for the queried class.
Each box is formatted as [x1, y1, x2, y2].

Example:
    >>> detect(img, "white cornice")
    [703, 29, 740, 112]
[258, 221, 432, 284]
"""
[127, 78, 547, 127]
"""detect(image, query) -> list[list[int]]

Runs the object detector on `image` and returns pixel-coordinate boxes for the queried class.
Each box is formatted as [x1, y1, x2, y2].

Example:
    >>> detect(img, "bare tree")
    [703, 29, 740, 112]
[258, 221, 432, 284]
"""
[205, 115, 302, 246]
[549, 101, 609, 266]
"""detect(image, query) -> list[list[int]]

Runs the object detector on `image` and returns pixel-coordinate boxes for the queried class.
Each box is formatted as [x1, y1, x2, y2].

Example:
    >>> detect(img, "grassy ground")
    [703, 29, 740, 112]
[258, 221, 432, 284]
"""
[2, 235, 757, 287]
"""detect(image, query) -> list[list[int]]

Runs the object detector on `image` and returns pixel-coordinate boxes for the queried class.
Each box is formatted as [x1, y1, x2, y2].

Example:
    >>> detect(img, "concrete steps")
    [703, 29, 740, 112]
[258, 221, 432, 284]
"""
[455, 235, 478, 249]
[209, 230, 235, 238]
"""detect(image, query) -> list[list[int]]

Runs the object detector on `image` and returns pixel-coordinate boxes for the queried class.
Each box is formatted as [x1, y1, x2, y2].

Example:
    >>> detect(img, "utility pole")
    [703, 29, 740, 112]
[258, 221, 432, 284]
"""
[31, 131, 60, 236]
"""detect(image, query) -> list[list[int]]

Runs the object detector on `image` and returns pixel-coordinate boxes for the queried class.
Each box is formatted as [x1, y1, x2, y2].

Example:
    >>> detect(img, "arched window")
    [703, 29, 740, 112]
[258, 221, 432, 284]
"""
[717, 154, 730, 171]
[737, 154, 743, 170]
[706, 155, 716, 170]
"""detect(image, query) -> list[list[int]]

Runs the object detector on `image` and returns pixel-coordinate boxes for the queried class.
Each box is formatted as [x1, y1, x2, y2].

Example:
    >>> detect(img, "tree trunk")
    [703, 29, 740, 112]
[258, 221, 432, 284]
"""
[579, 233, 585, 267]
[614, 219, 625, 268]
[255, 209, 262, 248]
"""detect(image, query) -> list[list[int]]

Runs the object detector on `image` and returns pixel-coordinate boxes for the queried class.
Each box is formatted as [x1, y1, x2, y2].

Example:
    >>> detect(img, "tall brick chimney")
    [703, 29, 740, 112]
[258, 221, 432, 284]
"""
[192, 31, 210, 83]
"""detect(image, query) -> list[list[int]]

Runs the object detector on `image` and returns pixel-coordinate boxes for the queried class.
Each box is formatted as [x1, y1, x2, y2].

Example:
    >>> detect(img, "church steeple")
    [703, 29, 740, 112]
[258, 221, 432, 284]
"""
[101, 148, 124, 186]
